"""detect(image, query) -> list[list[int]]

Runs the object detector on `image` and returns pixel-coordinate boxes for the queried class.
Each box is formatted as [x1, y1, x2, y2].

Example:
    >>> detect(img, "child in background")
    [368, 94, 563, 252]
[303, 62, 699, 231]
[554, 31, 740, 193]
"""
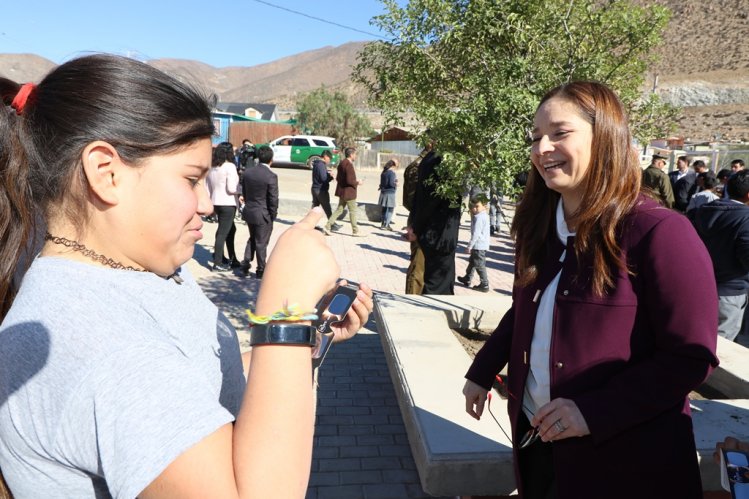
[457, 194, 491, 292]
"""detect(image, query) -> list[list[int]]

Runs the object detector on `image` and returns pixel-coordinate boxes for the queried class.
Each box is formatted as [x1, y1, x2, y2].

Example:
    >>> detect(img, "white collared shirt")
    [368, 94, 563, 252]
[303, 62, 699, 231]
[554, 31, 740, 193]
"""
[523, 198, 575, 422]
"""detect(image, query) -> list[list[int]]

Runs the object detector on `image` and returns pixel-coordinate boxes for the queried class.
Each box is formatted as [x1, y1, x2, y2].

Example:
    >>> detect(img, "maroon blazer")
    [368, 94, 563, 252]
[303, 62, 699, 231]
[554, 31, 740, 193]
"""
[334, 159, 358, 201]
[466, 196, 719, 499]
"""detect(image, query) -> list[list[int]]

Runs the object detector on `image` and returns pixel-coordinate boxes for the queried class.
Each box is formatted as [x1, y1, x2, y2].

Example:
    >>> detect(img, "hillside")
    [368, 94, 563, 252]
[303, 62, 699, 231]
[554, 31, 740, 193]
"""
[0, 54, 56, 85]
[639, 0, 749, 140]
[2, 0, 748, 141]
[645, 0, 749, 75]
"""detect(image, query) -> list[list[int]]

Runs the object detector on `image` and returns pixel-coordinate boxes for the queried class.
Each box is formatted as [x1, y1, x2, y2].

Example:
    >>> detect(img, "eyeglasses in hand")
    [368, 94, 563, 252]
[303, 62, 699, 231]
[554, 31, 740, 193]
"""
[486, 375, 540, 450]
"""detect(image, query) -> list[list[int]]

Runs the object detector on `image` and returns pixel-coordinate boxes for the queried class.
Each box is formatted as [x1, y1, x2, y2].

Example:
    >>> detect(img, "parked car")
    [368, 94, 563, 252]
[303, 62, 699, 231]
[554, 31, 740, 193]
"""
[262, 135, 340, 169]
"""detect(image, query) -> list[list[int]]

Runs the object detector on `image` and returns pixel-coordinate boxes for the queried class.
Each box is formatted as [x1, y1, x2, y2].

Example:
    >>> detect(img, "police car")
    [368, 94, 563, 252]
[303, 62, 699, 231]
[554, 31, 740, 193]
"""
[265, 135, 340, 169]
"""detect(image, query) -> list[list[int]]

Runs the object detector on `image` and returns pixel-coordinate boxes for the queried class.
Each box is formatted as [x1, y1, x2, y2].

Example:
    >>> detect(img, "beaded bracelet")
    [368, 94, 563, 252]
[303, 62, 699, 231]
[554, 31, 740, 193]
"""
[247, 301, 319, 325]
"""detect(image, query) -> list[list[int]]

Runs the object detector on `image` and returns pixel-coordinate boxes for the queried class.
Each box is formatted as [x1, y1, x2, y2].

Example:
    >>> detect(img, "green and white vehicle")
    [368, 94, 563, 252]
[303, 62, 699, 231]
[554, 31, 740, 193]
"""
[265, 135, 340, 169]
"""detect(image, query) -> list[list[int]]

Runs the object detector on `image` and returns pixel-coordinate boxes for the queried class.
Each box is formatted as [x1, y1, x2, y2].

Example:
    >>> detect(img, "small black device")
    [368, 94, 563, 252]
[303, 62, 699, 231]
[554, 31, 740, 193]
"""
[720, 447, 749, 497]
[312, 283, 359, 368]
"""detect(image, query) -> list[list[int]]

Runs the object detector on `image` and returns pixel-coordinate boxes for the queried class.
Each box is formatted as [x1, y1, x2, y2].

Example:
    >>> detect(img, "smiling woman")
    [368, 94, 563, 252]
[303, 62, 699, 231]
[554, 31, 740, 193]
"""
[0, 53, 373, 498]
[463, 81, 719, 499]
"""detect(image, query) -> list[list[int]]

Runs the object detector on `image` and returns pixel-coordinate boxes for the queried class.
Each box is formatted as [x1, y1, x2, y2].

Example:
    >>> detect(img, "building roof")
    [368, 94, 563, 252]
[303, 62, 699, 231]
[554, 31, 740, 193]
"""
[368, 126, 417, 142]
[215, 102, 277, 121]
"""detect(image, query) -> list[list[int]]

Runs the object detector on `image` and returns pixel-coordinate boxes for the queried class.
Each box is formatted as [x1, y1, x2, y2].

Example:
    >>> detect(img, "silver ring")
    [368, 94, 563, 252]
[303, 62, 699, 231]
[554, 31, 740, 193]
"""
[554, 420, 566, 433]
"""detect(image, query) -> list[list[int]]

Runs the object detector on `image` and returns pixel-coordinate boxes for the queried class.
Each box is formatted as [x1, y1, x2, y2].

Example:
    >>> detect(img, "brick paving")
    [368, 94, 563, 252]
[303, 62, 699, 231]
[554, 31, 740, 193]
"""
[187, 197, 517, 499]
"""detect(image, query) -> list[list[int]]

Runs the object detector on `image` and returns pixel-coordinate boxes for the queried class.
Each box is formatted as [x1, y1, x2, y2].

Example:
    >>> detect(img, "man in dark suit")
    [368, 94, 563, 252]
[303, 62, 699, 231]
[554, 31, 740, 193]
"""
[239, 145, 278, 278]
[669, 155, 697, 212]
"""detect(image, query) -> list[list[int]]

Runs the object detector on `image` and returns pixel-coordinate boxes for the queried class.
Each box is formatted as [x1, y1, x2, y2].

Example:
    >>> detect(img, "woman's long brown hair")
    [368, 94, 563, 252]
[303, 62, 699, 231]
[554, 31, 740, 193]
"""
[512, 81, 642, 296]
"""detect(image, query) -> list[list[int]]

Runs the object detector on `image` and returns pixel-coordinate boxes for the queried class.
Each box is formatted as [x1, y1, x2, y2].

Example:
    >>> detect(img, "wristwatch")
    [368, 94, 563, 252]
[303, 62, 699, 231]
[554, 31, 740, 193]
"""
[249, 324, 335, 370]
[249, 324, 316, 347]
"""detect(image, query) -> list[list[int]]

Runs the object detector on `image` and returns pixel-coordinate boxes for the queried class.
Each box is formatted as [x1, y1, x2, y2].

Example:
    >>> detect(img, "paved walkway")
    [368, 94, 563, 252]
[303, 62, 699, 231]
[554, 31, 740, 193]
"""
[185, 199, 517, 499]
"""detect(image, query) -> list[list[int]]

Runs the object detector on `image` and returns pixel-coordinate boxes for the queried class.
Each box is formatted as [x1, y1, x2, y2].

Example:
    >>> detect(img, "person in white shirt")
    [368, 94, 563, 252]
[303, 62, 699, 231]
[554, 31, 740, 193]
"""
[206, 142, 240, 271]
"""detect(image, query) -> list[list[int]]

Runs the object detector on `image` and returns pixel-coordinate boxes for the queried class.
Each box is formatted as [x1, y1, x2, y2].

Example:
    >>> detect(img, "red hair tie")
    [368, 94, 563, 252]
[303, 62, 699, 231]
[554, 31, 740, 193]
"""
[11, 83, 36, 115]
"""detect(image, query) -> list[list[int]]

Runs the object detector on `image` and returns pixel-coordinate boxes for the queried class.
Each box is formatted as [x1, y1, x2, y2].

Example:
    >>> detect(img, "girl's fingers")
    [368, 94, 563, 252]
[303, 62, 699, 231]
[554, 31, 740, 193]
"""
[294, 207, 326, 230]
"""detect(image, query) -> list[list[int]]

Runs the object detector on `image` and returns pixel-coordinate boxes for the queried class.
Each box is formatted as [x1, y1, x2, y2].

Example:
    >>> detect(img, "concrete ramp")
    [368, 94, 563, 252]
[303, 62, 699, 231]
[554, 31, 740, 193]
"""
[374, 293, 516, 497]
[374, 292, 749, 496]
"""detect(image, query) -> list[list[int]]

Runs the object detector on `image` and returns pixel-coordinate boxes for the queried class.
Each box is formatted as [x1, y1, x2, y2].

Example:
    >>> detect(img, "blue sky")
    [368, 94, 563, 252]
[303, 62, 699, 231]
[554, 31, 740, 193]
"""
[1, 0, 400, 67]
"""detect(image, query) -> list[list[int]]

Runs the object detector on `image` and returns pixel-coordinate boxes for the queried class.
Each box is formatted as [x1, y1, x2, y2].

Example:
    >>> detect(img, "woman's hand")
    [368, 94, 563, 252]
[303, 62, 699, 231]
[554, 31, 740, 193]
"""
[463, 379, 489, 420]
[533, 398, 590, 442]
[256, 208, 339, 315]
[331, 281, 374, 343]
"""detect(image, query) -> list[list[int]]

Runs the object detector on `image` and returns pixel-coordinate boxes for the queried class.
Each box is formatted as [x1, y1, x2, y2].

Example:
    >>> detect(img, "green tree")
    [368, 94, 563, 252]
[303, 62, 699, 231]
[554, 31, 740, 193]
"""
[296, 87, 373, 147]
[630, 93, 681, 152]
[353, 0, 675, 200]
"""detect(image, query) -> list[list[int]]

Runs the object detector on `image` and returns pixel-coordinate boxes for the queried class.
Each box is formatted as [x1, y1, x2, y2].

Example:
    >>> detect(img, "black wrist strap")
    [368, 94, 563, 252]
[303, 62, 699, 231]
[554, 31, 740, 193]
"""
[250, 324, 316, 346]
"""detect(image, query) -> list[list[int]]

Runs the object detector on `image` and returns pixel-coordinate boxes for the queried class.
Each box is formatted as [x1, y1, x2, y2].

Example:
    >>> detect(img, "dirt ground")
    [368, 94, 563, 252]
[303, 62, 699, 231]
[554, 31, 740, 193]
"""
[452, 328, 491, 359]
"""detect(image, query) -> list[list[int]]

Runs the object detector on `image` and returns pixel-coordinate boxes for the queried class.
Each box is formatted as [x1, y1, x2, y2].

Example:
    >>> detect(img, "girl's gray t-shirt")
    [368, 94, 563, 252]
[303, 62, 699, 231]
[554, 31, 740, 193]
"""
[0, 257, 246, 498]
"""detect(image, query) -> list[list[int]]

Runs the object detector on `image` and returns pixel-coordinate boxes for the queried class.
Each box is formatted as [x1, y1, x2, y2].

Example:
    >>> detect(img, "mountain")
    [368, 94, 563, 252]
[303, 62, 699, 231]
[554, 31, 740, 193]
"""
[2, 0, 748, 141]
[145, 42, 365, 107]
[0, 42, 366, 109]
[0, 54, 56, 85]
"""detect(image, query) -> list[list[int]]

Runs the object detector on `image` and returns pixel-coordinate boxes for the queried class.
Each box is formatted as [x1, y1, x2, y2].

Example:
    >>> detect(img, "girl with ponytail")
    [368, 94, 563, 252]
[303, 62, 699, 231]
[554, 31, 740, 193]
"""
[0, 55, 372, 498]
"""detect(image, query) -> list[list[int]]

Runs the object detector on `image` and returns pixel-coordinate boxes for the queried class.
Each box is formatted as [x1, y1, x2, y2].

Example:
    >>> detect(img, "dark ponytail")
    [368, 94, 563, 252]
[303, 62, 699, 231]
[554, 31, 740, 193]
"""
[0, 78, 36, 321]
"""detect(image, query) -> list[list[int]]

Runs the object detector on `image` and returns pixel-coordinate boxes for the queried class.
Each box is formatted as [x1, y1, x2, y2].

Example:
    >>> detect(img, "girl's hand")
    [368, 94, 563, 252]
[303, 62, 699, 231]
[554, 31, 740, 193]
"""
[256, 208, 339, 315]
[330, 281, 374, 343]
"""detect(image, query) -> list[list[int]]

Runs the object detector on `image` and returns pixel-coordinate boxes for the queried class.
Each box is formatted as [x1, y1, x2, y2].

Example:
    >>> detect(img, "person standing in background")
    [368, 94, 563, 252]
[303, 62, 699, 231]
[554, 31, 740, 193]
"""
[641, 152, 675, 208]
[409, 145, 461, 295]
[378, 159, 399, 230]
[206, 142, 240, 272]
[457, 194, 491, 292]
[240, 145, 278, 279]
[668, 155, 697, 212]
[694, 170, 749, 342]
[686, 171, 720, 222]
[692, 160, 709, 175]
[402, 143, 432, 294]
[724, 159, 747, 199]
[237, 139, 255, 171]
[310, 150, 340, 232]
[323, 147, 364, 237]
[717, 168, 732, 197]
